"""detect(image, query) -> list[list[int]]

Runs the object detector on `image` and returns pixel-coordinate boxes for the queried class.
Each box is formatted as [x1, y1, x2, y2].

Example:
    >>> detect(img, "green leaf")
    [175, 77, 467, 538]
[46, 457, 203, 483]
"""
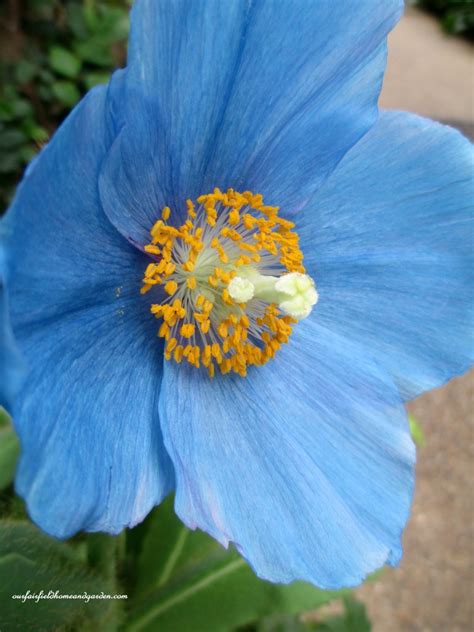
[0, 521, 116, 631]
[21, 120, 49, 143]
[15, 60, 37, 85]
[48, 46, 82, 79]
[0, 407, 10, 427]
[51, 81, 81, 107]
[67, 3, 89, 40]
[0, 129, 27, 149]
[257, 613, 312, 632]
[84, 5, 129, 42]
[73, 38, 113, 67]
[315, 596, 371, 632]
[0, 151, 22, 174]
[83, 72, 111, 90]
[0, 98, 34, 120]
[127, 497, 344, 632]
[0, 422, 20, 490]
[0, 101, 14, 122]
[13, 100, 33, 119]
[409, 415, 425, 447]
[19, 145, 38, 164]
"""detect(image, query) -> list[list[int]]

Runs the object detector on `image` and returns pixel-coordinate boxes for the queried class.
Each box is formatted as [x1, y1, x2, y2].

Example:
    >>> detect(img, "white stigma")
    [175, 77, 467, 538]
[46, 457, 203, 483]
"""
[228, 270, 318, 320]
[275, 272, 318, 320]
[228, 276, 255, 303]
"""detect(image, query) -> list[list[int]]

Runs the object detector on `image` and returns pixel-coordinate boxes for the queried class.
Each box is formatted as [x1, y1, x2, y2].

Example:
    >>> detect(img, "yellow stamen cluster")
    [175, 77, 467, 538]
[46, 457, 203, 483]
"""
[141, 189, 305, 377]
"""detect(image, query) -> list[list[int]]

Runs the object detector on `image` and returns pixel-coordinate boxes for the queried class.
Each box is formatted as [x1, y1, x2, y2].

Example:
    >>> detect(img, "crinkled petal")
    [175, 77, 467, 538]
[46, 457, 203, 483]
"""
[100, 0, 403, 244]
[302, 111, 474, 400]
[159, 320, 415, 589]
[4, 83, 173, 537]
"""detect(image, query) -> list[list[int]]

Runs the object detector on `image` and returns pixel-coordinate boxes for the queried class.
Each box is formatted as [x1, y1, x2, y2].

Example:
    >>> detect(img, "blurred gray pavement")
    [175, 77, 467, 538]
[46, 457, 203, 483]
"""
[357, 375, 473, 632]
[380, 7, 473, 123]
[354, 8, 473, 632]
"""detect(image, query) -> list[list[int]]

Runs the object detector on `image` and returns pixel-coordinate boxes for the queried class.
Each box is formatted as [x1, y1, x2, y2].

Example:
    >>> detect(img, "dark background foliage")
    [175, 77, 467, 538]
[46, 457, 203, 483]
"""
[413, 0, 474, 38]
[0, 0, 129, 211]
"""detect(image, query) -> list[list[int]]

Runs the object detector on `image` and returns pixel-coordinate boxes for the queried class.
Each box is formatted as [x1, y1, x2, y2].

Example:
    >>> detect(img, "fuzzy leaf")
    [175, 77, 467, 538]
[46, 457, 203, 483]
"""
[0, 521, 115, 630]
[51, 81, 81, 108]
[0, 423, 19, 489]
[127, 497, 343, 632]
[48, 47, 82, 79]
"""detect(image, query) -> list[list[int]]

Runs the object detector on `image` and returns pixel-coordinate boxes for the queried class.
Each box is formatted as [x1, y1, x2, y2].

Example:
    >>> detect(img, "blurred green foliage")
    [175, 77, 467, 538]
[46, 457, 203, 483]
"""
[413, 0, 474, 38]
[0, 0, 130, 211]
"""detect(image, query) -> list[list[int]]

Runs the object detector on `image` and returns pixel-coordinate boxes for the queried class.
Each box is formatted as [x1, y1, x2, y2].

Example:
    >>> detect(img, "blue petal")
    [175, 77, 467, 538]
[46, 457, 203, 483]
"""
[302, 111, 474, 401]
[0, 236, 25, 411]
[159, 320, 415, 588]
[100, 0, 402, 244]
[4, 83, 174, 537]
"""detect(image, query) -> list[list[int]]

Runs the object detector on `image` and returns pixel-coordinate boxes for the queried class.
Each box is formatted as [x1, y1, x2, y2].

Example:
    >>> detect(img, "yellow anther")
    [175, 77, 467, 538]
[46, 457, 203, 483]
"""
[200, 319, 211, 334]
[220, 358, 231, 374]
[193, 312, 207, 323]
[218, 250, 229, 264]
[208, 275, 219, 288]
[211, 343, 222, 363]
[229, 209, 240, 225]
[164, 280, 178, 296]
[218, 322, 228, 338]
[239, 242, 257, 253]
[186, 276, 197, 290]
[158, 322, 169, 338]
[165, 262, 176, 275]
[150, 219, 164, 235]
[145, 263, 157, 278]
[144, 245, 161, 255]
[182, 260, 195, 272]
[233, 325, 242, 346]
[261, 331, 271, 344]
[161, 206, 171, 221]
[242, 214, 256, 230]
[240, 314, 250, 328]
[180, 323, 195, 338]
[187, 199, 196, 217]
[222, 288, 233, 305]
[166, 338, 178, 354]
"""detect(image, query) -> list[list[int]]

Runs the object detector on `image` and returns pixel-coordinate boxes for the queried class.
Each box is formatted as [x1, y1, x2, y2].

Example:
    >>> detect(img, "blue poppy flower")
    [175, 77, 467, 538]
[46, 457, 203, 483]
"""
[2, 0, 473, 589]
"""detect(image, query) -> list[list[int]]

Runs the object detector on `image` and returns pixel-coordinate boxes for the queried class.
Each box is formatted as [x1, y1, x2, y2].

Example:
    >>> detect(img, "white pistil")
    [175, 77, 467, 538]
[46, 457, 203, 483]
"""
[227, 276, 255, 303]
[228, 270, 318, 320]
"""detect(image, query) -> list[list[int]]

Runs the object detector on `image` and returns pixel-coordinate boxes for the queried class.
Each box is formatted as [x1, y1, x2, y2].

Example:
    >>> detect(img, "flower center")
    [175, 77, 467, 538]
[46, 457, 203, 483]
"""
[141, 188, 318, 377]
